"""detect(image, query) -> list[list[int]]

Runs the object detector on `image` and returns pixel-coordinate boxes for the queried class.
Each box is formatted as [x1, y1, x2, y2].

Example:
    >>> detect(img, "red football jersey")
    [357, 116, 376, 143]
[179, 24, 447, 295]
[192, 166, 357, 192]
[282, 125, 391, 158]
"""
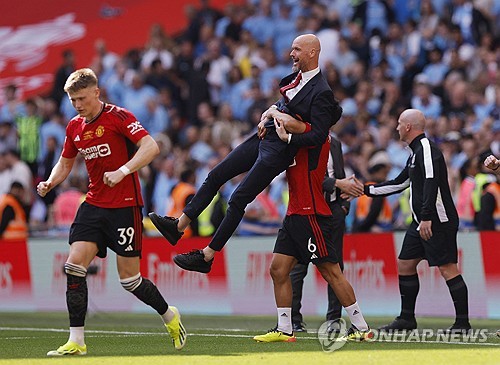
[286, 138, 332, 216]
[62, 103, 148, 208]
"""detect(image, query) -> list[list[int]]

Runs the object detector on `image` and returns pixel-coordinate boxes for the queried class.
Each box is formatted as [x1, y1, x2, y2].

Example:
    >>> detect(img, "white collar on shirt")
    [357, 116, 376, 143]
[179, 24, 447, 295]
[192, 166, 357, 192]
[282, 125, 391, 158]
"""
[287, 67, 320, 101]
[300, 67, 320, 83]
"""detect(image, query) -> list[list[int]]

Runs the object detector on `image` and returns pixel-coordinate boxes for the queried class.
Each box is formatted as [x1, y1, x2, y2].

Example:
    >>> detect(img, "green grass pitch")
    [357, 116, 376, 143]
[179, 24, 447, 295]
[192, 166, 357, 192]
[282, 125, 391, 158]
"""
[0, 312, 499, 365]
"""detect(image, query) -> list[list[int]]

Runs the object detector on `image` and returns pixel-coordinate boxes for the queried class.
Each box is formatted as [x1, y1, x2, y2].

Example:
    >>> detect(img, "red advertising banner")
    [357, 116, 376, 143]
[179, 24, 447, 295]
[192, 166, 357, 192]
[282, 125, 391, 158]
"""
[1, 232, 498, 317]
[0, 239, 32, 301]
[0, 0, 240, 100]
[479, 231, 500, 317]
[480, 231, 500, 277]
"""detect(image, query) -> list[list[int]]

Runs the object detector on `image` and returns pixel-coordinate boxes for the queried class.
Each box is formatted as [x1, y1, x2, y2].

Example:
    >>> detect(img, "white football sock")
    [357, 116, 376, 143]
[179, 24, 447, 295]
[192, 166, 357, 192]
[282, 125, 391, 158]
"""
[345, 302, 368, 331]
[161, 307, 176, 324]
[69, 326, 85, 346]
[277, 307, 292, 334]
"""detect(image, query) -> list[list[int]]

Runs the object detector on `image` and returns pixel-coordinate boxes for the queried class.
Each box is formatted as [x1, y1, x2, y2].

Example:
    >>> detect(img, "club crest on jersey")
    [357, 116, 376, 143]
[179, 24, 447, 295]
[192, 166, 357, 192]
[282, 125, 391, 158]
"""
[95, 125, 105, 137]
[127, 121, 145, 135]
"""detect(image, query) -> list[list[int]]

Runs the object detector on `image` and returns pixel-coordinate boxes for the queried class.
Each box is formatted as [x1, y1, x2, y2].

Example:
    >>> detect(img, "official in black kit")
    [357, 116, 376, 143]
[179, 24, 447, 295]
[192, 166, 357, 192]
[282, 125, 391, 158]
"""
[362, 109, 470, 333]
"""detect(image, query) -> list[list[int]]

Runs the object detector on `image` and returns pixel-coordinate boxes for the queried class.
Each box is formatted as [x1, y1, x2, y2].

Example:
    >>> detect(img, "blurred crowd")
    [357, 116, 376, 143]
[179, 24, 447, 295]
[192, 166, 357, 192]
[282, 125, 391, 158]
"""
[0, 0, 499, 237]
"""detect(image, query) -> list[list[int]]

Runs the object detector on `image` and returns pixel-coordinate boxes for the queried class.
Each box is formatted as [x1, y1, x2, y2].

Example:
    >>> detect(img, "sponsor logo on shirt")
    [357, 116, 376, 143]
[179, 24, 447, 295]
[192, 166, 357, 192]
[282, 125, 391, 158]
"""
[83, 130, 94, 140]
[74, 135, 80, 142]
[78, 143, 111, 160]
[127, 121, 145, 135]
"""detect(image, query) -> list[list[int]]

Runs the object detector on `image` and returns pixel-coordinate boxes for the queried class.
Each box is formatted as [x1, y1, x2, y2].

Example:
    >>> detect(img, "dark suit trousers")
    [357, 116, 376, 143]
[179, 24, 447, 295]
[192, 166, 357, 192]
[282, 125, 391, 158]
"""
[183, 129, 298, 251]
[291, 202, 346, 323]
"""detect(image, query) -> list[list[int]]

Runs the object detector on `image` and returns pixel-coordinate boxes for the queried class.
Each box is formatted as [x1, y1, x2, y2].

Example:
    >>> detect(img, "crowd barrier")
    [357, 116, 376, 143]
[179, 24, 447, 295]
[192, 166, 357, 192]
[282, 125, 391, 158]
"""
[1, 231, 499, 318]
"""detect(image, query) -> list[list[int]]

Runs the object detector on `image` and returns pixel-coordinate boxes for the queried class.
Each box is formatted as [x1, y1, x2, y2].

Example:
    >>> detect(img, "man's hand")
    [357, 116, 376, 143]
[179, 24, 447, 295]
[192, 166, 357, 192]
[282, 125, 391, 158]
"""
[103, 169, 127, 188]
[484, 154, 500, 171]
[336, 175, 364, 197]
[257, 120, 268, 139]
[261, 106, 277, 121]
[274, 118, 289, 142]
[37, 181, 52, 197]
[418, 220, 432, 241]
[258, 106, 278, 139]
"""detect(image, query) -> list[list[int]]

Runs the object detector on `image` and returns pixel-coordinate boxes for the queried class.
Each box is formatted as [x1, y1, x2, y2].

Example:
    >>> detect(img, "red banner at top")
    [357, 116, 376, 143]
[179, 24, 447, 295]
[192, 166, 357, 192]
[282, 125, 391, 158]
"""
[0, 0, 237, 100]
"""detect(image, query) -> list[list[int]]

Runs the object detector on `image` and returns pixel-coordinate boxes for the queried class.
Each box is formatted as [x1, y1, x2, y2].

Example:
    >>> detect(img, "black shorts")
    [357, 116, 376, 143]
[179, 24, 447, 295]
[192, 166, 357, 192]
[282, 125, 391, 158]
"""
[399, 221, 458, 267]
[273, 214, 339, 265]
[69, 202, 143, 258]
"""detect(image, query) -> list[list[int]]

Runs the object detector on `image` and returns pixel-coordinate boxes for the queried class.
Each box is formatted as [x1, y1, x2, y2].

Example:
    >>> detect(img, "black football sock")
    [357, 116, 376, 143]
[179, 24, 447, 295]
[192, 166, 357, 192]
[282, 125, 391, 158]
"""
[446, 275, 469, 325]
[64, 263, 88, 327]
[121, 274, 168, 315]
[399, 274, 419, 320]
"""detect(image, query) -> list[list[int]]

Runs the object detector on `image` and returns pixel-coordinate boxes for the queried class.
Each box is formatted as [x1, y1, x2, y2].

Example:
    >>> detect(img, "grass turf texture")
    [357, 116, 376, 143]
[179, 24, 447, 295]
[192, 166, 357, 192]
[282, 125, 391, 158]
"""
[0, 312, 499, 364]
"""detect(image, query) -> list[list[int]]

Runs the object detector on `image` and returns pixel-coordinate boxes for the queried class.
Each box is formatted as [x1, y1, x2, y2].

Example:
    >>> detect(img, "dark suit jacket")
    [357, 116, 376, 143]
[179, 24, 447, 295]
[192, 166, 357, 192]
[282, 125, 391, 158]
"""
[275, 71, 342, 148]
[322, 136, 350, 214]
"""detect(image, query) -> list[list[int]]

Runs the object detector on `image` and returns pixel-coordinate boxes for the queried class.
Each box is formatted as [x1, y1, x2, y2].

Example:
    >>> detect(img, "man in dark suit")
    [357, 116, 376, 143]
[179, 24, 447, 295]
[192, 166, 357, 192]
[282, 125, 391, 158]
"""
[290, 134, 363, 333]
[149, 34, 342, 273]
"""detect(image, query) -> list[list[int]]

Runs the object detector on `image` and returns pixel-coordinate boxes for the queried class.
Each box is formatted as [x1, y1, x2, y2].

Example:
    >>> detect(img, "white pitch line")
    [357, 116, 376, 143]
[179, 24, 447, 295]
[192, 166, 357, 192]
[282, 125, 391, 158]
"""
[1, 327, 499, 346]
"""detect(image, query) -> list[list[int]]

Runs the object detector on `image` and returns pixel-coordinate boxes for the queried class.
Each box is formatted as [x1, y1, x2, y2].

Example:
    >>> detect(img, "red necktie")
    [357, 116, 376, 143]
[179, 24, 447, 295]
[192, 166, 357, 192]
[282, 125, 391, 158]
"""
[280, 72, 302, 103]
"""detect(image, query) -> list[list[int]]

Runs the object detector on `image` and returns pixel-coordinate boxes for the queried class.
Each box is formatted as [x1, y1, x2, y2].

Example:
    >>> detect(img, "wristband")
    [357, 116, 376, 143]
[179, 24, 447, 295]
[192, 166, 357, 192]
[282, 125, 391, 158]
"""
[119, 165, 131, 175]
[287, 133, 292, 144]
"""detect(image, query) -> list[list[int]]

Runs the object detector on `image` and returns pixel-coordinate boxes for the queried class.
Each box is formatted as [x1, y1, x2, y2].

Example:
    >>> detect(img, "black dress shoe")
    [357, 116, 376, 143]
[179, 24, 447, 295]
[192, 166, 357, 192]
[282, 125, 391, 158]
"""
[173, 250, 213, 273]
[378, 317, 417, 331]
[444, 322, 472, 334]
[148, 213, 183, 246]
[292, 322, 306, 333]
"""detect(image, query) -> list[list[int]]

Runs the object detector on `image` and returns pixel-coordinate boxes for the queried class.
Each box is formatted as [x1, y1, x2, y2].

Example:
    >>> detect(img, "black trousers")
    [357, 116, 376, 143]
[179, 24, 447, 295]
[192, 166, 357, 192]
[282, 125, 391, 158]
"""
[290, 202, 346, 323]
[183, 130, 298, 251]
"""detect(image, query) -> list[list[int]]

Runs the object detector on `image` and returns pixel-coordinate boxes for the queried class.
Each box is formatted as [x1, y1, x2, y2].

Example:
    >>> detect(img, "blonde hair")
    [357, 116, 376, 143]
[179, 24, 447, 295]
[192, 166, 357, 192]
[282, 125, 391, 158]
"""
[64, 68, 98, 93]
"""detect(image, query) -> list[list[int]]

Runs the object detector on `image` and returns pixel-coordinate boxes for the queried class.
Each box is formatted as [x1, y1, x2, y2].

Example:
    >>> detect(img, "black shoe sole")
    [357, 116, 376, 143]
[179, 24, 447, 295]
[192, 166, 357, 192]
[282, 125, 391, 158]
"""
[173, 255, 212, 274]
[148, 213, 180, 246]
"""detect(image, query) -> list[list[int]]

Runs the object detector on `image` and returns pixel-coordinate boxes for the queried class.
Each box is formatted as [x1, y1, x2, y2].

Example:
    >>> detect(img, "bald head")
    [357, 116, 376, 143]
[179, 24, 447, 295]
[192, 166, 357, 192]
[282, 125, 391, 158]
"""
[295, 34, 321, 52]
[397, 109, 426, 143]
[400, 109, 426, 130]
[290, 34, 321, 72]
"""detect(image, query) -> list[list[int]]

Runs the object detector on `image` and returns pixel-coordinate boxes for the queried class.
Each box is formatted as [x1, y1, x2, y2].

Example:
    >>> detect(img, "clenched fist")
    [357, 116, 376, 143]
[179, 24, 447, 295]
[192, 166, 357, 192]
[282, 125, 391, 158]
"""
[37, 181, 52, 197]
